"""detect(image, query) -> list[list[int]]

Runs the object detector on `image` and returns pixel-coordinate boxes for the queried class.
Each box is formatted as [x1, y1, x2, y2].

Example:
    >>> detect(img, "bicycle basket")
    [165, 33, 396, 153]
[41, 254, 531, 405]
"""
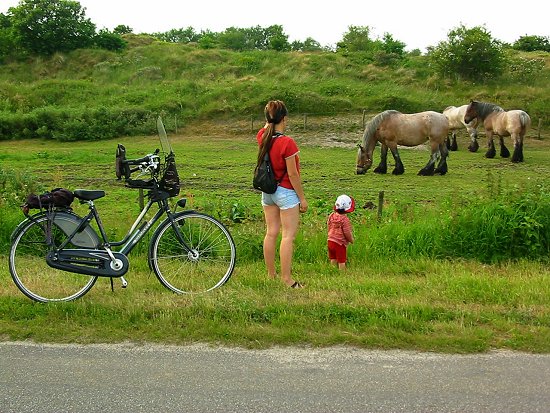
[159, 152, 180, 197]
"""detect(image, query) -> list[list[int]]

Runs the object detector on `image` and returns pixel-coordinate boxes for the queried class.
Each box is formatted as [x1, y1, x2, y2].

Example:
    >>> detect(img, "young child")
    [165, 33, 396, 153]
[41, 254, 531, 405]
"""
[327, 194, 355, 269]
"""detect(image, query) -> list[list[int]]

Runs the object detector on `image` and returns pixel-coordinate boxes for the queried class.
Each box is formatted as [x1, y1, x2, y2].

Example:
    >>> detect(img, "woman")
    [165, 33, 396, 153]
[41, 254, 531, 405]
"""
[256, 100, 308, 288]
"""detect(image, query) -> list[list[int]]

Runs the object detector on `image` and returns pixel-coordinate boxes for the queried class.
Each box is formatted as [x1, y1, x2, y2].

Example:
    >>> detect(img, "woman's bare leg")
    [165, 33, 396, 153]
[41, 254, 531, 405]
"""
[263, 204, 281, 279]
[280, 205, 300, 286]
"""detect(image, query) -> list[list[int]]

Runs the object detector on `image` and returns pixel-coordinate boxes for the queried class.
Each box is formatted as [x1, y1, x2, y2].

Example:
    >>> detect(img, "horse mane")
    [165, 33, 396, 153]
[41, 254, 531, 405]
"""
[362, 110, 400, 147]
[475, 101, 504, 119]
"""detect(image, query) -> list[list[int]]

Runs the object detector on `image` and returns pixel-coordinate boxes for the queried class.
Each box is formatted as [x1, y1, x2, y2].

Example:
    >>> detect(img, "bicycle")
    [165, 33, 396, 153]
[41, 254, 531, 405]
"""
[9, 117, 236, 303]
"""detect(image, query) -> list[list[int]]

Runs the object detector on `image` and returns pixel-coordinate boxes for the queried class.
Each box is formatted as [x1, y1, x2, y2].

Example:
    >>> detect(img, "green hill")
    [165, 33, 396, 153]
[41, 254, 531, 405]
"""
[0, 34, 548, 141]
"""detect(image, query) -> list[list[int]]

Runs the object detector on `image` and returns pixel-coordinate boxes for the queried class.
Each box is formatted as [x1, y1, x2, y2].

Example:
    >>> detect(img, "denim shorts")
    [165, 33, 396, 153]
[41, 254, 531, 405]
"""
[261, 186, 300, 210]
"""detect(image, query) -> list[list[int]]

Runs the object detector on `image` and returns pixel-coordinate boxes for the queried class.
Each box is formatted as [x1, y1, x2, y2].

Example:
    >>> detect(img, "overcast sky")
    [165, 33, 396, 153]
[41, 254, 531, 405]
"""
[2, 0, 549, 51]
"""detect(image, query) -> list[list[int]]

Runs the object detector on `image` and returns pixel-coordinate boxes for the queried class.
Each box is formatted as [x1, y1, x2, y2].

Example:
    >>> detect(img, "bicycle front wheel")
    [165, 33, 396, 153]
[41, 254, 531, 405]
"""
[9, 215, 97, 303]
[149, 212, 236, 294]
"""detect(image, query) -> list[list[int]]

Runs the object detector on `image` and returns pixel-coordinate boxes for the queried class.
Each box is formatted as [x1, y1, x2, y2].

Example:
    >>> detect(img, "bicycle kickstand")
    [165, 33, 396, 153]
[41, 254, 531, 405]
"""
[109, 276, 128, 292]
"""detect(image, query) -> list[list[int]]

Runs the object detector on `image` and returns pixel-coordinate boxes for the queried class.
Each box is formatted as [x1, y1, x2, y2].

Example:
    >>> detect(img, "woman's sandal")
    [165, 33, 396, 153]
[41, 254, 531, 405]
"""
[290, 281, 304, 288]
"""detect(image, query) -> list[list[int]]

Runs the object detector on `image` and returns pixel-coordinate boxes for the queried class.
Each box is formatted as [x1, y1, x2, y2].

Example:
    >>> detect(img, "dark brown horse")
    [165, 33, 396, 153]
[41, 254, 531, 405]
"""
[356, 110, 449, 175]
[464, 100, 531, 162]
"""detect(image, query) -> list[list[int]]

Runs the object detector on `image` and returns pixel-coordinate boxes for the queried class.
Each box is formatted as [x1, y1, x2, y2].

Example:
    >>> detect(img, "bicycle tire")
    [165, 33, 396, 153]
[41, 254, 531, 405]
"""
[9, 215, 98, 303]
[149, 212, 236, 294]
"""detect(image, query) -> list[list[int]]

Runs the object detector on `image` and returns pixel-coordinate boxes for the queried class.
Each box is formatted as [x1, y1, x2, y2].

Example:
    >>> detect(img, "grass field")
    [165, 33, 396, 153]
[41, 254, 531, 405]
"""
[1, 117, 549, 353]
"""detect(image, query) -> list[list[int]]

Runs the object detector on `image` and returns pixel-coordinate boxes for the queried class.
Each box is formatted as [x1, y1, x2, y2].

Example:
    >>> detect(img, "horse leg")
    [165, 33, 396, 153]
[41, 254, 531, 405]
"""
[468, 130, 479, 152]
[485, 132, 496, 158]
[418, 149, 438, 176]
[373, 144, 388, 174]
[434, 143, 449, 175]
[511, 133, 524, 163]
[390, 147, 404, 175]
[450, 132, 458, 151]
[499, 136, 510, 158]
[445, 135, 451, 150]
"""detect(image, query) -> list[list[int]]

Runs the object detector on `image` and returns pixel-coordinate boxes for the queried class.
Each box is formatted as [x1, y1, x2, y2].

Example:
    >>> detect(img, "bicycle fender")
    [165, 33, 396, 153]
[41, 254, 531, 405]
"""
[11, 210, 100, 248]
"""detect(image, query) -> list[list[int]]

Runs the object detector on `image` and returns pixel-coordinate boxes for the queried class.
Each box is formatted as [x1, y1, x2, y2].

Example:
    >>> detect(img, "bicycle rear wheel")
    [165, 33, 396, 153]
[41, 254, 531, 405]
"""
[149, 212, 236, 294]
[9, 215, 97, 303]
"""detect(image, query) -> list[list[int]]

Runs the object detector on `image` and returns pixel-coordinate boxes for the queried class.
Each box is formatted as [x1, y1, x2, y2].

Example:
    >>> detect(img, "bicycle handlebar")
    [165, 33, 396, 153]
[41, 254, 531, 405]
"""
[124, 149, 160, 166]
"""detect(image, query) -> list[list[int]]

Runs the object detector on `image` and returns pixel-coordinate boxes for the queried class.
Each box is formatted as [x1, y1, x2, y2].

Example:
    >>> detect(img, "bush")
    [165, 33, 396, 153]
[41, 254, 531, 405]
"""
[428, 25, 505, 81]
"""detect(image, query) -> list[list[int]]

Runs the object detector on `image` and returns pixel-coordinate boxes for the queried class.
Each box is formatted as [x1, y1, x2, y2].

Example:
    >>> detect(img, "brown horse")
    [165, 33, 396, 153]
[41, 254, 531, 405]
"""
[464, 100, 531, 162]
[356, 110, 449, 175]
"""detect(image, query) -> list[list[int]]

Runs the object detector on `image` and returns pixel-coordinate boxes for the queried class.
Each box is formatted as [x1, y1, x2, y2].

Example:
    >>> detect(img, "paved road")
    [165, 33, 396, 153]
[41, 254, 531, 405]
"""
[1, 342, 549, 413]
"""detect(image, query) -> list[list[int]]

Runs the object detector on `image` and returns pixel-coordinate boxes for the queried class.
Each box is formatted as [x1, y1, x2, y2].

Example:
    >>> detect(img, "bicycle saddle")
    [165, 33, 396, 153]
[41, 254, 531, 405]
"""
[73, 190, 106, 201]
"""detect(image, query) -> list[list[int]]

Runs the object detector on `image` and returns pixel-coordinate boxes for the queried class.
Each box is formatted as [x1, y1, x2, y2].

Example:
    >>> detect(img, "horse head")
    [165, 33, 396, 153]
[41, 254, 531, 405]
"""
[464, 100, 478, 124]
[356, 144, 372, 174]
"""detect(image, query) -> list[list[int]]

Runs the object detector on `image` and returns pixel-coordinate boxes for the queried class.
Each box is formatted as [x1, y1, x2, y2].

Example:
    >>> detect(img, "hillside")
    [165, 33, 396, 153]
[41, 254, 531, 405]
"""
[0, 34, 548, 140]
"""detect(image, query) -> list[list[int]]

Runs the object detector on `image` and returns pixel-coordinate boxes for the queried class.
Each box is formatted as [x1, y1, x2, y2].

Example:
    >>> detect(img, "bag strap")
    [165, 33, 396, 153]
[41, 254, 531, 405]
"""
[267, 132, 286, 183]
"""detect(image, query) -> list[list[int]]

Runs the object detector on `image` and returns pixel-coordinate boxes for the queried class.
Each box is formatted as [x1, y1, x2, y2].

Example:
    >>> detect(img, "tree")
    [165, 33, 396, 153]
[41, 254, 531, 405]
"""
[218, 27, 250, 51]
[264, 25, 290, 51]
[428, 25, 505, 81]
[380, 33, 405, 56]
[513, 35, 550, 52]
[113, 25, 132, 35]
[372, 33, 407, 66]
[9, 0, 96, 55]
[291, 37, 323, 52]
[0, 13, 16, 59]
[336, 25, 377, 53]
[197, 30, 218, 49]
[94, 29, 126, 51]
[153, 26, 200, 44]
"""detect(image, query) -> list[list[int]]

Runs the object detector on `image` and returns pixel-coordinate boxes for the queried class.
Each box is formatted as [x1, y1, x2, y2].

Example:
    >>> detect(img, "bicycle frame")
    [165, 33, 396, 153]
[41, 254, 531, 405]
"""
[85, 194, 189, 254]
[45, 191, 192, 279]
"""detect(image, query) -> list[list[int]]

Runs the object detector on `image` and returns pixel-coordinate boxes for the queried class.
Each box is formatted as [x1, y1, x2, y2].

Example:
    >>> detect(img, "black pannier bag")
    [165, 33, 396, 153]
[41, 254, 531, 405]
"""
[159, 152, 180, 197]
[23, 188, 74, 214]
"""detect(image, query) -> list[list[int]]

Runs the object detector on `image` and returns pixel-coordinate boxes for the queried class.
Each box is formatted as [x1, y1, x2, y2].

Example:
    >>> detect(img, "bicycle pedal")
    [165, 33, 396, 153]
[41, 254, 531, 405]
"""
[120, 277, 128, 288]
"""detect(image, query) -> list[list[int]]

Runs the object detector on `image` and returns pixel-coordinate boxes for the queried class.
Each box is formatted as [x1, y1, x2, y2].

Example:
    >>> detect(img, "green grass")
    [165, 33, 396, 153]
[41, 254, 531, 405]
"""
[1, 41, 549, 352]
[1, 126, 550, 353]
[0, 258, 548, 352]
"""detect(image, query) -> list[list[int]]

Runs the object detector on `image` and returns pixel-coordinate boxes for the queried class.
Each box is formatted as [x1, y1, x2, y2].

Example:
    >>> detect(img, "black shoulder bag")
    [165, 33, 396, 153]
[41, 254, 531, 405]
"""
[253, 133, 283, 194]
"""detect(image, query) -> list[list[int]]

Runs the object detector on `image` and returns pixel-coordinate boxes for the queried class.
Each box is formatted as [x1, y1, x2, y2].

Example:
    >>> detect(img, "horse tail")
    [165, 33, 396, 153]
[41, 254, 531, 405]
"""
[519, 112, 531, 131]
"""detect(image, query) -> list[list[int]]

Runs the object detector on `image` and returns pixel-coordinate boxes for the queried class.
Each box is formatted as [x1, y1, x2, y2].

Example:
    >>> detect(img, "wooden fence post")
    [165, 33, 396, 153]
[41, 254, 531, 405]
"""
[303, 113, 308, 131]
[362, 110, 367, 129]
[538, 118, 542, 139]
[377, 191, 384, 221]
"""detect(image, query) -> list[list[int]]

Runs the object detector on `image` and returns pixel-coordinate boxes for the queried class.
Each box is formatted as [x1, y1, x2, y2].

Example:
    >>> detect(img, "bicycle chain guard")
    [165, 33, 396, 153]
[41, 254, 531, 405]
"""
[46, 249, 130, 277]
